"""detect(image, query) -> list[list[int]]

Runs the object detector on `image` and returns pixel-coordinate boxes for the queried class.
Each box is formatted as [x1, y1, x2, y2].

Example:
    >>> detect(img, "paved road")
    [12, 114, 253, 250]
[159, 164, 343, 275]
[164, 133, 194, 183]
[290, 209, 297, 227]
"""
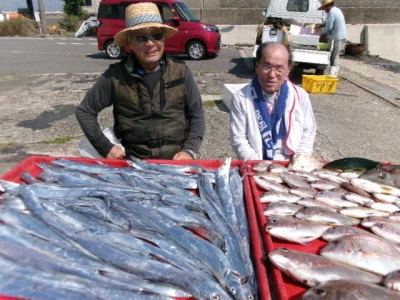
[0, 36, 249, 76]
[0, 37, 109, 74]
[1, 37, 400, 176]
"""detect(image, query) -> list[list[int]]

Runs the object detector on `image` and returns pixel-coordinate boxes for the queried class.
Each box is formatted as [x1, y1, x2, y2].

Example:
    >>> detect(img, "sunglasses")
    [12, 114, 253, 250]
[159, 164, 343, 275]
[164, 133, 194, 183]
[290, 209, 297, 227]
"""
[133, 32, 165, 43]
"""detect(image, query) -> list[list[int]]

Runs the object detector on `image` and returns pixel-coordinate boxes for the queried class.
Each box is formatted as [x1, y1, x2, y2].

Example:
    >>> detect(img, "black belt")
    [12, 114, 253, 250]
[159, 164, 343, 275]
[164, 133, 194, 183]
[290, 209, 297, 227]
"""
[147, 139, 181, 148]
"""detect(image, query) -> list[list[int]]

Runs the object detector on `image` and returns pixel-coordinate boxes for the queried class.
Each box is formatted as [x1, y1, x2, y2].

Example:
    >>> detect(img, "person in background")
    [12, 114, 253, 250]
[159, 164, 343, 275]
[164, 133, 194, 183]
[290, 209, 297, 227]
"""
[230, 42, 316, 161]
[316, 0, 347, 77]
[76, 2, 204, 160]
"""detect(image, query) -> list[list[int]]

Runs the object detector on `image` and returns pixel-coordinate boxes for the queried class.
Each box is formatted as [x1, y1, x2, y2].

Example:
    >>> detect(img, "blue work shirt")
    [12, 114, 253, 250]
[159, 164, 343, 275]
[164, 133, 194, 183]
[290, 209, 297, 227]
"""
[322, 6, 347, 41]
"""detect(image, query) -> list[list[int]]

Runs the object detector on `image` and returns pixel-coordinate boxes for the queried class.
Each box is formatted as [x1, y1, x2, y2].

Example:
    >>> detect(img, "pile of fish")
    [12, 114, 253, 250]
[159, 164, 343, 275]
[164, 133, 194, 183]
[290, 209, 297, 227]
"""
[0, 157, 257, 300]
[252, 159, 400, 299]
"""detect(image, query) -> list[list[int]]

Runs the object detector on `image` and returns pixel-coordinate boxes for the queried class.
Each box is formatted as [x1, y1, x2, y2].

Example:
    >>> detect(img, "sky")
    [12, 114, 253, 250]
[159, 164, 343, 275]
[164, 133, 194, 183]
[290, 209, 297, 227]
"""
[0, 0, 64, 12]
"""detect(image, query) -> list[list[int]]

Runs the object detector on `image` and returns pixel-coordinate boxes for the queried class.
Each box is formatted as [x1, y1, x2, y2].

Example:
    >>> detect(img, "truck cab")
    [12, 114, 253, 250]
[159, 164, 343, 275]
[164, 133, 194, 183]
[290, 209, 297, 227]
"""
[262, 0, 325, 27]
[254, 0, 330, 75]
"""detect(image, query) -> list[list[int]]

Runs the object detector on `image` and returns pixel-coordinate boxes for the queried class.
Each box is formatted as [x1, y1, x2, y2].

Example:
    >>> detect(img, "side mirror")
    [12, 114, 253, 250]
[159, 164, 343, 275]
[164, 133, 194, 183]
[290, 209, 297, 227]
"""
[172, 16, 180, 24]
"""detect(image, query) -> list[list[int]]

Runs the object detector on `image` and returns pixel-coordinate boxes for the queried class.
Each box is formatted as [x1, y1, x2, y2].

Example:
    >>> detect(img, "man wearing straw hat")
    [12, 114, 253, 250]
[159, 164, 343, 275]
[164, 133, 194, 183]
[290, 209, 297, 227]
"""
[315, 0, 347, 77]
[76, 2, 204, 160]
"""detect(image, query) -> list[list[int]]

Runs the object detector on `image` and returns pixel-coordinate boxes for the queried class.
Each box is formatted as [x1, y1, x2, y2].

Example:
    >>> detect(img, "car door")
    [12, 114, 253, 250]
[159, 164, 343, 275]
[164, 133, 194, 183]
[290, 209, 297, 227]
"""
[156, 2, 185, 54]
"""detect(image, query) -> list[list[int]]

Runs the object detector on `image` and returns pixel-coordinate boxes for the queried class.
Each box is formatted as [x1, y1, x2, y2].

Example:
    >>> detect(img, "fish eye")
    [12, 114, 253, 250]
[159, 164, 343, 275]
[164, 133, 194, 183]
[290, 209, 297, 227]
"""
[378, 171, 386, 179]
[240, 276, 249, 284]
[313, 288, 327, 296]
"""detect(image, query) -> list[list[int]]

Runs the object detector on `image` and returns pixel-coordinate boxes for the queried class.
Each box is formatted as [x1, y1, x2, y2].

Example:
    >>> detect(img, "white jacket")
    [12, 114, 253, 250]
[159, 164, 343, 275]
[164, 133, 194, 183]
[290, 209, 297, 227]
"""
[230, 81, 316, 160]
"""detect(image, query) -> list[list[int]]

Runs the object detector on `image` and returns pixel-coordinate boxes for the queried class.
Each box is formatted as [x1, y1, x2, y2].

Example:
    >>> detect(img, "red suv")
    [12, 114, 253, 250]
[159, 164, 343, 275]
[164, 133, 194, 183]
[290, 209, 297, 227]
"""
[97, 0, 221, 60]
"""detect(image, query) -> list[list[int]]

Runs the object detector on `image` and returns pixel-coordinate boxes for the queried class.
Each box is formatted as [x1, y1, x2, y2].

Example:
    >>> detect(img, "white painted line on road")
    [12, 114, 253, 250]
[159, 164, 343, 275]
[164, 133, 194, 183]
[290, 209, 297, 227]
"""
[0, 37, 96, 41]
[33, 72, 103, 76]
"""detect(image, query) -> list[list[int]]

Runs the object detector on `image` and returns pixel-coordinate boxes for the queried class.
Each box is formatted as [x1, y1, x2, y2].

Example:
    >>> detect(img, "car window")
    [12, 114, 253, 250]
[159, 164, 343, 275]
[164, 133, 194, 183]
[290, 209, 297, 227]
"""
[174, 2, 199, 22]
[158, 4, 174, 22]
[119, 2, 133, 20]
[286, 0, 309, 12]
[98, 3, 119, 19]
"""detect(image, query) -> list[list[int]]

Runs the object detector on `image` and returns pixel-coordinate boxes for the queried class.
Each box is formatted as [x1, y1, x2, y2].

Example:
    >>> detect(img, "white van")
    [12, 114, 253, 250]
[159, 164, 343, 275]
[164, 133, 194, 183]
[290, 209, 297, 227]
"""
[254, 0, 330, 75]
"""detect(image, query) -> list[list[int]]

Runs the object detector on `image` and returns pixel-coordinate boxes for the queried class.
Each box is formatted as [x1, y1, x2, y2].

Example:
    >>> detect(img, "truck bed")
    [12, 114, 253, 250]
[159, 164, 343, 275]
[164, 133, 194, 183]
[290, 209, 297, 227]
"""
[253, 44, 330, 66]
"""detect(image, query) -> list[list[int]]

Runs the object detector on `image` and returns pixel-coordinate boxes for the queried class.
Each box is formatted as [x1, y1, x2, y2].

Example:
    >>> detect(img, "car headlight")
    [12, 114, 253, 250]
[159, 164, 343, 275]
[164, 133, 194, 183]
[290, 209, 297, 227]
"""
[202, 25, 219, 32]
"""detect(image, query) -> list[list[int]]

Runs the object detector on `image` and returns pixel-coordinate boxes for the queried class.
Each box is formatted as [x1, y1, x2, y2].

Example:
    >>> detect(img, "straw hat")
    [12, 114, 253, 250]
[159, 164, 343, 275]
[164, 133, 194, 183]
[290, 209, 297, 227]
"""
[114, 2, 178, 46]
[318, 0, 334, 10]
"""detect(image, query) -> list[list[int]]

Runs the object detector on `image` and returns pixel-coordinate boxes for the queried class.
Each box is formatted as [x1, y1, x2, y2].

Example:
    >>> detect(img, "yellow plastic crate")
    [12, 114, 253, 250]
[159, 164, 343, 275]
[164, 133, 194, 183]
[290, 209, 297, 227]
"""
[302, 75, 339, 94]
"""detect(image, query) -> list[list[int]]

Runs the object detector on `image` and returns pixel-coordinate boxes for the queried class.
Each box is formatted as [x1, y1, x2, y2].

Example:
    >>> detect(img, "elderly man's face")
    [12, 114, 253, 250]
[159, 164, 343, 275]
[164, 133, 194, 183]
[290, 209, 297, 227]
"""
[128, 28, 165, 70]
[255, 44, 291, 93]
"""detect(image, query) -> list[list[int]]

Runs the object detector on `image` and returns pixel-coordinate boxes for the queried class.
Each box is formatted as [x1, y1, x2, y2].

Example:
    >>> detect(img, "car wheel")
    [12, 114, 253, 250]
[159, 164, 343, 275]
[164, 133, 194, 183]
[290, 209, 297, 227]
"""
[186, 41, 206, 60]
[105, 40, 123, 59]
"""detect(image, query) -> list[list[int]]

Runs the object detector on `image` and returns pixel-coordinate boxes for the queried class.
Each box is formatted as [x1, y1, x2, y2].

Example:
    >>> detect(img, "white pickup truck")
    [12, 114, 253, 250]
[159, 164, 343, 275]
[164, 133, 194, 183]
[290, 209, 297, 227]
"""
[253, 0, 331, 75]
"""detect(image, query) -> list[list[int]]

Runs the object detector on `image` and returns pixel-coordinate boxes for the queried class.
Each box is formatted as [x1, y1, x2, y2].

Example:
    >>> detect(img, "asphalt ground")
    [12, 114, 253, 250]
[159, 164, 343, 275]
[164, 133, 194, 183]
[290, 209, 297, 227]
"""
[1, 46, 400, 176]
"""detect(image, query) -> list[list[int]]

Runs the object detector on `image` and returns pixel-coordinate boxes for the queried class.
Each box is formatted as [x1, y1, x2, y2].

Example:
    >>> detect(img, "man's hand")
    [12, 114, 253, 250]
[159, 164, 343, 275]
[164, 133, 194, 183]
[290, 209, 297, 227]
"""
[106, 145, 126, 159]
[173, 151, 194, 160]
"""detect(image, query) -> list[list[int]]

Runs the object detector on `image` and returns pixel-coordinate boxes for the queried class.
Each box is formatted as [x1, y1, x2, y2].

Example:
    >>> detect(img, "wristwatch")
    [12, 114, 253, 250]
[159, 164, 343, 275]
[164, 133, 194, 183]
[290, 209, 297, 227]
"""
[183, 149, 198, 159]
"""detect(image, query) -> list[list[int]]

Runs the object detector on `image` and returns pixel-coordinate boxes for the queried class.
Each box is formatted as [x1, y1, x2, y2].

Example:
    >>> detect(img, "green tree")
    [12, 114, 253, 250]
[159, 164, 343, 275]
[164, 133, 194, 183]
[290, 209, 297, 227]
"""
[60, 0, 87, 32]
[63, 0, 85, 17]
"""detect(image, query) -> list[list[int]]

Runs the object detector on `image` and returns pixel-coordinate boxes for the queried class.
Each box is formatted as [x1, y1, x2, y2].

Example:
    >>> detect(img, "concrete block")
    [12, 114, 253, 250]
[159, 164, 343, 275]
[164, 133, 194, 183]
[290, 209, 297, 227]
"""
[223, 83, 248, 109]
[365, 24, 400, 62]
[346, 24, 365, 44]
[218, 24, 258, 45]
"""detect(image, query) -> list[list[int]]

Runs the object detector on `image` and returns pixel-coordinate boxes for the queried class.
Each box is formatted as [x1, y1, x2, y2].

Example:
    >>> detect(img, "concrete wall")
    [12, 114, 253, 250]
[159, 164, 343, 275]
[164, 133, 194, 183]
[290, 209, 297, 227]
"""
[338, 23, 400, 62]
[189, 0, 400, 62]
[219, 23, 400, 63]
[365, 24, 400, 62]
[187, 0, 400, 25]
[81, 0, 399, 25]
[346, 25, 366, 44]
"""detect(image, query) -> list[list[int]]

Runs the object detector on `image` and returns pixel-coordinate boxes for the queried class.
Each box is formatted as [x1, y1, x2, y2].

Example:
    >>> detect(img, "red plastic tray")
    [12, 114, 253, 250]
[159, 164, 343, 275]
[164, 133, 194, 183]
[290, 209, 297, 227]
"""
[244, 161, 349, 300]
[0, 156, 272, 300]
[248, 172, 316, 300]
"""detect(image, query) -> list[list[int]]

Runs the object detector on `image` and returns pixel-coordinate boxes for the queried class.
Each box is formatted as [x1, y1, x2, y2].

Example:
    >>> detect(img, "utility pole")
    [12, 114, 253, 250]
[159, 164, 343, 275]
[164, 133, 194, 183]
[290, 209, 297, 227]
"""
[37, 0, 47, 35]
